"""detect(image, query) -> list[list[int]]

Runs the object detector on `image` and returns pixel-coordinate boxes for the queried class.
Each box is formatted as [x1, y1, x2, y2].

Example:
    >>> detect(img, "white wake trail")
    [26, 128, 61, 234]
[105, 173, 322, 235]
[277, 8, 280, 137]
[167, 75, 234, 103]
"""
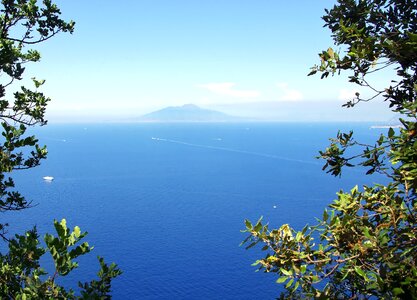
[152, 137, 320, 165]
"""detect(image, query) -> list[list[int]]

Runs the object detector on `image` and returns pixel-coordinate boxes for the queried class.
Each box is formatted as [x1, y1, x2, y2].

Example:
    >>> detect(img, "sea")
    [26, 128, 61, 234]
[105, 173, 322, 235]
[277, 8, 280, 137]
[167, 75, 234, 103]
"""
[4, 122, 387, 299]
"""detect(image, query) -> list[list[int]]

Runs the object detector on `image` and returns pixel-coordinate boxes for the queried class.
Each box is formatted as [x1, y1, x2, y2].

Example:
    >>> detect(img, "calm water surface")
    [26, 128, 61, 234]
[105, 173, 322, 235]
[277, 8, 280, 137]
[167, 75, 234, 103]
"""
[7, 123, 386, 299]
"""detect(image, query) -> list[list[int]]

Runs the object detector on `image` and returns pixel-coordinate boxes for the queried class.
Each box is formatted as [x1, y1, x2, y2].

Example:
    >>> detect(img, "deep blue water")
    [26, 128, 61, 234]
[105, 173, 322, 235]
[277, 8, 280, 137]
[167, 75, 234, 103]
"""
[4, 123, 387, 299]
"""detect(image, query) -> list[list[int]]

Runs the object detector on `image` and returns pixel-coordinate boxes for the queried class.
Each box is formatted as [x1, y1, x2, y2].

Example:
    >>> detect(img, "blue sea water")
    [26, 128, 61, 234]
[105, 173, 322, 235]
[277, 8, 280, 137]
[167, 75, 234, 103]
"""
[5, 123, 387, 299]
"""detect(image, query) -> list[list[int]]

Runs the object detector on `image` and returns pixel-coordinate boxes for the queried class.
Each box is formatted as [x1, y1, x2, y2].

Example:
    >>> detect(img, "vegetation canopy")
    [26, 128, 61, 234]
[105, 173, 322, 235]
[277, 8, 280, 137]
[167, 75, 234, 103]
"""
[0, 1, 121, 298]
[242, 0, 417, 299]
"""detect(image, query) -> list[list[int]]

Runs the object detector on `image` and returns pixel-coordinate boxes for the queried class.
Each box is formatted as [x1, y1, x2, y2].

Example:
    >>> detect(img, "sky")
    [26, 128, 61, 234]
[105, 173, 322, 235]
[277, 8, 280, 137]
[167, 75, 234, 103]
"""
[19, 0, 396, 122]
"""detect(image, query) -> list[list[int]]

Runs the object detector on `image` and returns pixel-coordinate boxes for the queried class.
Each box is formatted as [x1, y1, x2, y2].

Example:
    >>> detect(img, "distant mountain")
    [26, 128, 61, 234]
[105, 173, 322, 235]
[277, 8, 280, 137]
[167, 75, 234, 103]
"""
[139, 104, 241, 122]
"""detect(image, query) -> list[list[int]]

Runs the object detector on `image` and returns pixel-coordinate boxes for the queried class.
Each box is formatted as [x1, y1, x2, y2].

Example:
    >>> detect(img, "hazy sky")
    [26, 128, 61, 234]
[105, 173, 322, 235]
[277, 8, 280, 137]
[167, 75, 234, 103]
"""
[20, 0, 396, 122]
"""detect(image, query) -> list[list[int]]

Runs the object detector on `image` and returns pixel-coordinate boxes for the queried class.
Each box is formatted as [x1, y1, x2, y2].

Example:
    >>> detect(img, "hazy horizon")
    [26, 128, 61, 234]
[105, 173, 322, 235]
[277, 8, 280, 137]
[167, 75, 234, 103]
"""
[25, 0, 397, 123]
[46, 99, 397, 124]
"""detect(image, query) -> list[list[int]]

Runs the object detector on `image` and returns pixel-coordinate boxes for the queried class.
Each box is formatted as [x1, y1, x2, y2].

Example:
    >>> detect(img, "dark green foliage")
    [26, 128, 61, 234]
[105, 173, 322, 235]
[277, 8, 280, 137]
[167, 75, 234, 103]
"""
[78, 257, 123, 299]
[243, 1, 417, 299]
[1, 220, 122, 299]
[0, 220, 122, 298]
[0, 0, 74, 231]
[0, 1, 121, 297]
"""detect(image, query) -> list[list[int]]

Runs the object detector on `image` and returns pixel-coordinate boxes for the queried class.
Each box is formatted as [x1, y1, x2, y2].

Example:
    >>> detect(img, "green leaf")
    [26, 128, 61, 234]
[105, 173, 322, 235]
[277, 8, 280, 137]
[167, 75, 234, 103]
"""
[281, 268, 293, 276]
[323, 209, 328, 222]
[392, 287, 404, 296]
[245, 241, 257, 250]
[254, 222, 262, 232]
[74, 226, 81, 238]
[277, 276, 287, 283]
[295, 231, 302, 242]
[354, 266, 366, 278]
[388, 127, 395, 138]
[285, 278, 294, 289]
[292, 281, 300, 292]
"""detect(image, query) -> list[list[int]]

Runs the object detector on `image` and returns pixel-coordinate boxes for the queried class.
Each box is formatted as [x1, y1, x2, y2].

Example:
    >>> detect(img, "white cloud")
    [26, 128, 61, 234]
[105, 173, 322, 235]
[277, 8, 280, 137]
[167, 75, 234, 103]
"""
[197, 82, 260, 98]
[338, 88, 358, 101]
[276, 82, 303, 101]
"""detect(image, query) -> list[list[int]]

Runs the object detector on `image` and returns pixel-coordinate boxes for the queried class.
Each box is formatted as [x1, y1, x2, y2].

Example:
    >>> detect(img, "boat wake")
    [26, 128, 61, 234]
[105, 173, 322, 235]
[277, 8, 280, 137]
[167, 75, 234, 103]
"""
[43, 137, 67, 142]
[152, 137, 319, 165]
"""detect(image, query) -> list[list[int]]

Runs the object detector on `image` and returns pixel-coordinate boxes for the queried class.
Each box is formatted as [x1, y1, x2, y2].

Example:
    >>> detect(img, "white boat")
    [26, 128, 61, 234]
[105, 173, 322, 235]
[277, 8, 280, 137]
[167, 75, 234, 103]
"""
[43, 176, 54, 181]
